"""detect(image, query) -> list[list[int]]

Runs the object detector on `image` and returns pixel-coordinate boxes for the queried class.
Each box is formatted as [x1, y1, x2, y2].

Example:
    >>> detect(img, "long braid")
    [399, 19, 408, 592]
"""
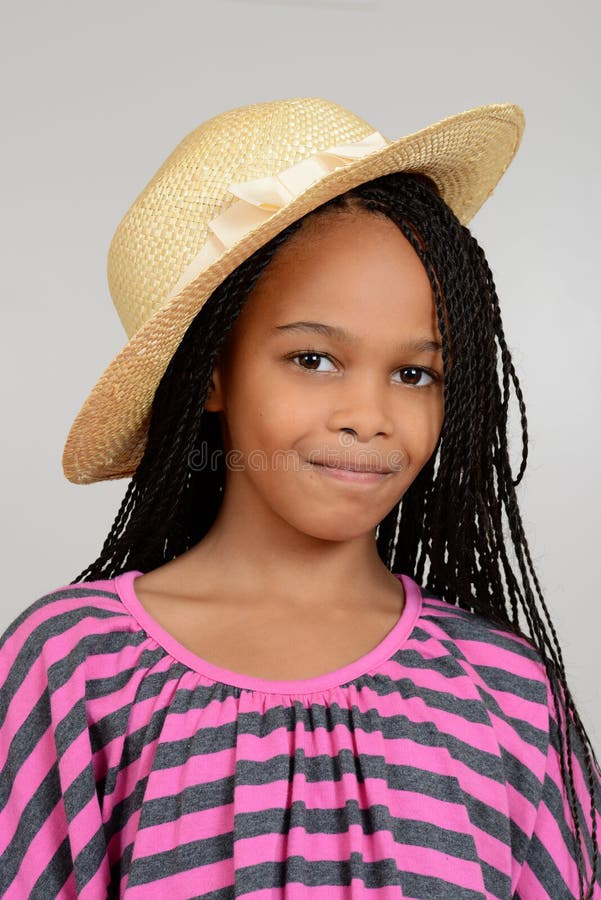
[71, 221, 305, 581]
[71, 171, 598, 896]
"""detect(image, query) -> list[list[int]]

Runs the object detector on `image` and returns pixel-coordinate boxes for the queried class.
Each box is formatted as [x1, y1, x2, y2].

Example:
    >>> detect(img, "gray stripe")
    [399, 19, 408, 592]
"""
[418, 605, 544, 664]
[85, 649, 175, 700]
[0, 585, 121, 649]
[472, 663, 547, 703]
[189, 888, 241, 900]
[0, 605, 131, 730]
[102, 687, 543, 817]
[400, 869, 486, 899]
[519, 832, 576, 898]
[233, 855, 486, 897]
[127, 831, 233, 887]
[379, 649, 548, 750]
[103, 773, 151, 846]
[129, 846, 408, 891]
[480, 858, 512, 898]
[147, 703, 508, 787]
[529, 716, 601, 884]
[0, 689, 51, 814]
[100, 701, 173, 845]
[0, 763, 64, 891]
[71, 824, 109, 895]
[554, 719, 601, 877]
[457, 791, 514, 853]
[96, 705, 173, 811]
[108, 839, 134, 897]
[47, 628, 149, 691]
[497, 743, 547, 812]
[470, 682, 547, 751]
[382, 670, 497, 724]
[28, 838, 73, 899]
[0, 681, 101, 898]
[133, 752, 513, 857]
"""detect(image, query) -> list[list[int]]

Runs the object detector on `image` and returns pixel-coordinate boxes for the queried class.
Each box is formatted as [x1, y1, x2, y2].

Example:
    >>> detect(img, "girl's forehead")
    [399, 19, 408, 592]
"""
[237, 297, 441, 356]
[218, 210, 446, 372]
[238, 212, 437, 331]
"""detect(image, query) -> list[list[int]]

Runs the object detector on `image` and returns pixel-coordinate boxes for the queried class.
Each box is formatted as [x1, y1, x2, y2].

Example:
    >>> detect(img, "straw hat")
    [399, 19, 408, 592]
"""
[62, 96, 525, 484]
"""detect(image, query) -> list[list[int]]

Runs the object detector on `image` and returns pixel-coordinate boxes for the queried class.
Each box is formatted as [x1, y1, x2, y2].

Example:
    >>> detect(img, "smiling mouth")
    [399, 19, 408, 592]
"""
[308, 461, 392, 484]
[310, 460, 391, 474]
[313, 462, 390, 475]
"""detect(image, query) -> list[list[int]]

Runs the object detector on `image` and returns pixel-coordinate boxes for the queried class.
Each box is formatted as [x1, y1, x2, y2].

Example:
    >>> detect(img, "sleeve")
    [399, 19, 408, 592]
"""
[513, 671, 601, 899]
[0, 596, 110, 898]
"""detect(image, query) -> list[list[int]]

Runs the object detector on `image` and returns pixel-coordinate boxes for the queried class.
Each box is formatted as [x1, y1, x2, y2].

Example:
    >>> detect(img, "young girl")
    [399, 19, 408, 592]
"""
[1, 97, 599, 899]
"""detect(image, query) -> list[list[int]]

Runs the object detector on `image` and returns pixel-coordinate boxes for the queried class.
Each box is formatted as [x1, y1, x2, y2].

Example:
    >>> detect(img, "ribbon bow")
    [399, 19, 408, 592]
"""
[166, 130, 389, 301]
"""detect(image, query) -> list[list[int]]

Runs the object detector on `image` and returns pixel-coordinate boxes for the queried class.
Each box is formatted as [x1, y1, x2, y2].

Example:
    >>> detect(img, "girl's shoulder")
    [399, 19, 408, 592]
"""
[412, 588, 551, 712]
[0, 573, 138, 681]
[417, 589, 547, 670]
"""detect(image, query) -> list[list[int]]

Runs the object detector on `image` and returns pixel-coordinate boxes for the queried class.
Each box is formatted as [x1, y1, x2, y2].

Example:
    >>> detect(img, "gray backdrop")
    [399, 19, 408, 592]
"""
[1, 0, 599, 742]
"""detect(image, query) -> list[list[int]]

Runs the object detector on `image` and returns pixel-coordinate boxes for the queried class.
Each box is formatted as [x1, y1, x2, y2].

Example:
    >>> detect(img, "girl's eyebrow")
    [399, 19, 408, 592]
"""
[272, 320, 443, 353]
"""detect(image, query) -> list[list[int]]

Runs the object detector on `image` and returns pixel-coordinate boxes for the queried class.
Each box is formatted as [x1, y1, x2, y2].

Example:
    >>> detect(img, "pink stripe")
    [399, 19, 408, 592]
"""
[124, 830, 485, 896]
[134, 784, 478, 859]
[512, 859, 550, 898]
[131, 669, 504, 763]
[0, 591, 121, 675]
[419, 605, 542, 667]
[77, 864, 112, 900]
[127, 803, 234, 857]
[505, 780, 540, 842]
[453, 637, 545, 679]
[488, 710, 547, 768]
[218, 887, 406, 900]
[545, 727, 598, 884]
[122, 857, 232, 898]
[1, 606, 136, 767]
[106, 802, 144, 871]
[140, 727, 513, 821]
[3, 871, 77, 900]
[534, 799, 581, 888]
[385, 639, 549, 733]
[0, 720, 56, 852]
[491, 684, 549, 725]
[0, 662, 51, 771]
[123, 866, 412, 899]
[392, 842, 486, 890]
[95, 681, 182, 792]
[6, 798, 72, 895]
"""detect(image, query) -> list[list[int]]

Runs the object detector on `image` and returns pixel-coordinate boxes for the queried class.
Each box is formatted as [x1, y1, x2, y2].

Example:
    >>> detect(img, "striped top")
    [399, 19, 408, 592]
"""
[1, 569, 599, 899]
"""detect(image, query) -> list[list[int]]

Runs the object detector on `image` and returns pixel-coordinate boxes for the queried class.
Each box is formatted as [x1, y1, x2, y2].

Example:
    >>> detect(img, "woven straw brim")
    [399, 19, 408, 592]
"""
[62, 102, 524, 484]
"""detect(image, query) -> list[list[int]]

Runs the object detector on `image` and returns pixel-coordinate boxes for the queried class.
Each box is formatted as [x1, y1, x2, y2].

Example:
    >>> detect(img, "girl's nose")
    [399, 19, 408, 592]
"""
[329, 382, 395, 442]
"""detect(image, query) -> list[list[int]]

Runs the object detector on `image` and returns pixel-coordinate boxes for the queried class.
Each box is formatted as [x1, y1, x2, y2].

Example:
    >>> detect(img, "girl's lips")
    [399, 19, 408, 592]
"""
[308, 462, 391, 484]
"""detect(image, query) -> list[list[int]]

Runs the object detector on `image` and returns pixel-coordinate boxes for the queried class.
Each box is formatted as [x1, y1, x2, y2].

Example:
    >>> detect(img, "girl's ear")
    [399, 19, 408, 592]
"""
[203, 364, 225, 413]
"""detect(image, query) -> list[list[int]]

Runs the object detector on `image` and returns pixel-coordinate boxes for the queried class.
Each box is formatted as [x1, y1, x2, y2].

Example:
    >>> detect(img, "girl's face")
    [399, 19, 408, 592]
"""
[204, 208, 445, 543]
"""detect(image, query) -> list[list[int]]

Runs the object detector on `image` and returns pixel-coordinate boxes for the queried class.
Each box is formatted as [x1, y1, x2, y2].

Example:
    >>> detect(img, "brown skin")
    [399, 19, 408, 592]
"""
[135, 209, 445, 627]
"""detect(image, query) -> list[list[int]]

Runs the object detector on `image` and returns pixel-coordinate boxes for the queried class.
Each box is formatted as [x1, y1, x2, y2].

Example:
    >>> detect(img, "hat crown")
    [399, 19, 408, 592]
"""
[107, 97, 377, 338]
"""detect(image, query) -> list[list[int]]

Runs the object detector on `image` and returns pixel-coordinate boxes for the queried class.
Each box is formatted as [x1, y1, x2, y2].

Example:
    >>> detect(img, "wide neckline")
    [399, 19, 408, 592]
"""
[113, 569, 422, 695]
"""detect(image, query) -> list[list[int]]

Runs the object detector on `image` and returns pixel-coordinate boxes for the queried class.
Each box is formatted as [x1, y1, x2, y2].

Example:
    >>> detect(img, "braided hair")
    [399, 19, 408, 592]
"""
[71, 171, 599, 897]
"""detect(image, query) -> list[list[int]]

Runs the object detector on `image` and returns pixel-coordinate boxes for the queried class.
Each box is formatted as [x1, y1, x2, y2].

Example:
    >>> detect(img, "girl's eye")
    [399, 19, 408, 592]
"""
[397, 366, 438, 387]
[288, 351, 440, 387]
[289, 351, 337, 373]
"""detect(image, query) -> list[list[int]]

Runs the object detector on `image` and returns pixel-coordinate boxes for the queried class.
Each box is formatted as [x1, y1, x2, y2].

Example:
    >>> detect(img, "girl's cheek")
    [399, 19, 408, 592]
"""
[403, 400, 443, 460]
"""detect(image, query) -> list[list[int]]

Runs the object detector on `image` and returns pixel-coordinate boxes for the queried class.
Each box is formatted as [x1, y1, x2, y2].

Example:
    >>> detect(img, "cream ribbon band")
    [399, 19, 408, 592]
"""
[165, 130, 389, 302]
